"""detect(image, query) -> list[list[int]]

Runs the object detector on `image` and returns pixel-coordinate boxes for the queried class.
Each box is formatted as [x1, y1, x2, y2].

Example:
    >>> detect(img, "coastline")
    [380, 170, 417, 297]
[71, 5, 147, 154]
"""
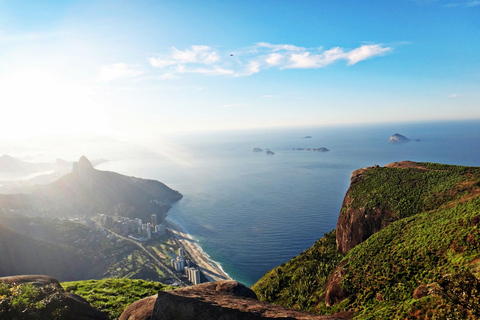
[165, 218, 231, 283]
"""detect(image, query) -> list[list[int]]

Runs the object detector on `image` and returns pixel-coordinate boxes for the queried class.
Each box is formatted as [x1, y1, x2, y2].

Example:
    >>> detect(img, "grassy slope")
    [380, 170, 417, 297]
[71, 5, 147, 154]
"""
[62, 278, 175, 320]
[252, 162, 480, 319]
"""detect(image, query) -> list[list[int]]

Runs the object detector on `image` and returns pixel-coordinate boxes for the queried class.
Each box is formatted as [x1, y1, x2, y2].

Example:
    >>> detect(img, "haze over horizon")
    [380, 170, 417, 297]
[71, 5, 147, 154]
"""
[1, 0, 479, 144]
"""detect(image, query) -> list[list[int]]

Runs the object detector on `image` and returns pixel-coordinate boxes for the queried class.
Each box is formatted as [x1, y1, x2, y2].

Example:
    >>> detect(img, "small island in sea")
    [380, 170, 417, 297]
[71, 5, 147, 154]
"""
[252, 147, 263, 152]
[302, 136, 312, 139]
[293, 147, 329, 152]
[389, 133, 410, 143]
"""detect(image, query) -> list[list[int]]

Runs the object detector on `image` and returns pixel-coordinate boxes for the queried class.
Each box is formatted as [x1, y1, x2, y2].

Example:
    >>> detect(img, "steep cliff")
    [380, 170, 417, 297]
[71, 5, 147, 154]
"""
[336, 161, 479, 253]
[254, 161, 480, 319]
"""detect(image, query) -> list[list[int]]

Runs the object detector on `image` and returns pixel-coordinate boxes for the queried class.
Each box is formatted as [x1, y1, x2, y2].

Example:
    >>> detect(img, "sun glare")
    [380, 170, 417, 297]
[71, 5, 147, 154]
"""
[1, 70, 110, 139]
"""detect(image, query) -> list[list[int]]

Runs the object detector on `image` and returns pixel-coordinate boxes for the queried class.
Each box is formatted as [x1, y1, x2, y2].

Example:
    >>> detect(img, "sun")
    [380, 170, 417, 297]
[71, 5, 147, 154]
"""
[0, 70, 109, 139]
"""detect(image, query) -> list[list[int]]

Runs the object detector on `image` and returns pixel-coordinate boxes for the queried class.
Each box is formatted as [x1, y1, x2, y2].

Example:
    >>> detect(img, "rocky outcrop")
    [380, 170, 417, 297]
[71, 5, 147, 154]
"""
[389, 133, 410, 143]
[121, 280, 349, 320]
[336, 165, 396, 254]
[120, 294, 157, 320]
[253, 148, 263, 152]
[0, 275, 108, 320]
[336, 161, 434, 254]
[324, 261, 348, 307]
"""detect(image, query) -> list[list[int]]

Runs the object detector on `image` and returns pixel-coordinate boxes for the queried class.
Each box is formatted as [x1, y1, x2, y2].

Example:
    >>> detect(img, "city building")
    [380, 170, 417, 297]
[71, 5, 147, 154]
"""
[185, 267, 201, 285]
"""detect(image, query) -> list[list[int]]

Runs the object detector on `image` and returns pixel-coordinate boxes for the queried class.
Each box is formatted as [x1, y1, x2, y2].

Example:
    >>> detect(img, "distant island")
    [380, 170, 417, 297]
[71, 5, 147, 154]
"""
[265, 150, 275, 155]
[292, 147, 329, 152]
[302, 136, 312, 139]
[252, 147, 263, 152]
[389, 133, 410, 143]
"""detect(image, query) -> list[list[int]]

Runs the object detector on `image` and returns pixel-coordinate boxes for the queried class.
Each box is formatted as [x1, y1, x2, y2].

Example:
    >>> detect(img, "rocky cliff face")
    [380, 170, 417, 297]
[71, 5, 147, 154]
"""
[336, 161, 431, 254]
[336, 165, 396, 254]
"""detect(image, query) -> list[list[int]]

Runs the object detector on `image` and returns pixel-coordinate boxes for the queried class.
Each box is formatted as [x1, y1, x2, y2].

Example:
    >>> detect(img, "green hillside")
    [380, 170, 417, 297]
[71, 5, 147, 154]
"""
[253, 162, 480, 319]
[62, 278, 175, 319]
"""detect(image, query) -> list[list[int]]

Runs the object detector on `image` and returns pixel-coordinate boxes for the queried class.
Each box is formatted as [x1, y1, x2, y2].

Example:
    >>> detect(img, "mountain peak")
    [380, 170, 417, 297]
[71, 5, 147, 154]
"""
[78, 156, 94, 170]
[72, 156, 94, 174]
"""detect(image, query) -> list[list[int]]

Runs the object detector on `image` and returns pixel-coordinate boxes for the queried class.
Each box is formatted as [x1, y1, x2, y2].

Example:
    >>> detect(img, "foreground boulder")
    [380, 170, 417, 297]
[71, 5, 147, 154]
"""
[121, 280, 349, 320]
[0, 275, 107, 320]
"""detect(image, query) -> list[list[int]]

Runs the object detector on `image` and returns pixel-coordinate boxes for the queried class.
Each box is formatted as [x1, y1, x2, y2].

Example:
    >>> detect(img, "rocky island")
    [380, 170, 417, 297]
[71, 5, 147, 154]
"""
[293, 147, 329, 152]
[389, 133, 410, 143]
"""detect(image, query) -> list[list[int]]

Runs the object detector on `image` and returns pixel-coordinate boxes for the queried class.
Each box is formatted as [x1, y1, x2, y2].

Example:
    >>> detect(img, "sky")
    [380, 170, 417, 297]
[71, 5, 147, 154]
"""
[0, 0, 479, 142]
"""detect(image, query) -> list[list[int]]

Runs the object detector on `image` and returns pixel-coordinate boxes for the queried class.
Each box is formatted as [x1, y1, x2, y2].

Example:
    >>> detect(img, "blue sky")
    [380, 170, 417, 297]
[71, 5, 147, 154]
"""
[0, 0, 479, 140]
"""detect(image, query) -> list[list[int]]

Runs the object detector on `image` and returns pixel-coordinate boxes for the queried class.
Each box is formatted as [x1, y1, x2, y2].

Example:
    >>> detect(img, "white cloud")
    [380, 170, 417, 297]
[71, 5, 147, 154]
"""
[256, 42, 305, 52]
[149, 57, 176, 68]
[448, 93, 457, 98]
[171, 45, 220, 64]
[149, 42, 392, 78]
[265, 53, 284, 66]
[346, 44, 391, 65]
[176, 65, 234, 76]
[97, 63, 143, 81]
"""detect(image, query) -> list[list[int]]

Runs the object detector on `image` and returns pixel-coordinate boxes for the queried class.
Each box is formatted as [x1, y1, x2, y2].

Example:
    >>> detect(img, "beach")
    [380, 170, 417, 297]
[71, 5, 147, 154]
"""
[165, 219, 231, 283]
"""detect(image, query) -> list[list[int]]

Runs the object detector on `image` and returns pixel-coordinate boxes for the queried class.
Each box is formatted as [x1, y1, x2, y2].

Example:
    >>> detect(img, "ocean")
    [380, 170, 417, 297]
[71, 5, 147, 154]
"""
[98, 120, 480, 287]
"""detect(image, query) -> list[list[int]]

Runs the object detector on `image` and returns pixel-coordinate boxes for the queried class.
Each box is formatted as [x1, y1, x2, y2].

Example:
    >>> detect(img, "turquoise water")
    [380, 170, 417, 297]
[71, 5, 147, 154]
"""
[100, 120, 480, 287]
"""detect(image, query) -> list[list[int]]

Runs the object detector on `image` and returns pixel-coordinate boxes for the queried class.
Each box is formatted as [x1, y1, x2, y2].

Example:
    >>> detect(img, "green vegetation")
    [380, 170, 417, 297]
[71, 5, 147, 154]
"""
[340, 196, 480, 318]
[62, 278, 175, 319]
[252, 230, 343, 311]
[253, 162, 480, 319]
[0, 282, 68, 320]
[347, 163, 480, 219]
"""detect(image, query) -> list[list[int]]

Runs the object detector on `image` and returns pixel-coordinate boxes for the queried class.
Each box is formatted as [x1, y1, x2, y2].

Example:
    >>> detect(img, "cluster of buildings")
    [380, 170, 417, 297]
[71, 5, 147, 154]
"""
[171, 248, 201, 285]
[97, 213, 166, 241]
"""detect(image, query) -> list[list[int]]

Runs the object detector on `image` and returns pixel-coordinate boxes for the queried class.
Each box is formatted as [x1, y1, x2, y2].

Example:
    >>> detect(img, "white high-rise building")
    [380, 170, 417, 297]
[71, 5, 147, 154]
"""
[186, 267, 201, 285]
[171, 255, 185, 272]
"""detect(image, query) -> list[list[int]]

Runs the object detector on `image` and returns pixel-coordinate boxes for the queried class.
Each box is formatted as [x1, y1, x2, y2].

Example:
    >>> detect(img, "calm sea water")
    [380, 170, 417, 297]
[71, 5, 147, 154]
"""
[99, 120, 480, 287]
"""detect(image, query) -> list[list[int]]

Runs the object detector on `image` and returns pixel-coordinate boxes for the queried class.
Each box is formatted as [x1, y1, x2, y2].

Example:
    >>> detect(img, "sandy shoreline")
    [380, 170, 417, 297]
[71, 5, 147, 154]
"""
[165, 219, 231, 283]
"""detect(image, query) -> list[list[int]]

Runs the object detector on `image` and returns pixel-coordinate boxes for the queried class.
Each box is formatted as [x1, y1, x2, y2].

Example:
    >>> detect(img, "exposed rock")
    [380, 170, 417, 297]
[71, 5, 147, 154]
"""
[413, 284, 428, 299]
[389, 133, 410, 143]
[120, 295, 157, 320]
[336, 166, 397, 254]
[0, 274, 62, 288]
[122, 280, 348, 320]
[325, 261, 348, 307]
[0, 275, 108, 320]
[471, 215, 480, 226]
